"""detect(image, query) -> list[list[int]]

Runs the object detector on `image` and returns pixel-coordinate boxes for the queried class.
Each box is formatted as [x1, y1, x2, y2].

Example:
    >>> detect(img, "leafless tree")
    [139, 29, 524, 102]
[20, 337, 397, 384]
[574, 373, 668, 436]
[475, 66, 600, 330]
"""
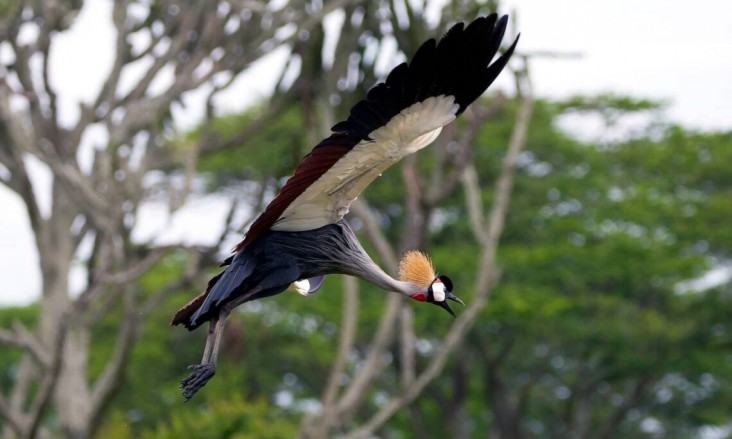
[0, 1, 352, 438]
[1, 0, 534, 437]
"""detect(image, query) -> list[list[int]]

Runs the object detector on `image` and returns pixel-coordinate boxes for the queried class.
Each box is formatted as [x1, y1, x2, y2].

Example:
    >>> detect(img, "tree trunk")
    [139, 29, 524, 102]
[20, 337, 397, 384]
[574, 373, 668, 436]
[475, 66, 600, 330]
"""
[42, 183, 93, 439]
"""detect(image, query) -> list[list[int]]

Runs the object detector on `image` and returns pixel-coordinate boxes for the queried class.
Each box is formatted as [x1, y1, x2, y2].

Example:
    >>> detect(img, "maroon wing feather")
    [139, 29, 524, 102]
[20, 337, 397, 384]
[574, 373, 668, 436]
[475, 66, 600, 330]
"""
[236, 133, 360, 251]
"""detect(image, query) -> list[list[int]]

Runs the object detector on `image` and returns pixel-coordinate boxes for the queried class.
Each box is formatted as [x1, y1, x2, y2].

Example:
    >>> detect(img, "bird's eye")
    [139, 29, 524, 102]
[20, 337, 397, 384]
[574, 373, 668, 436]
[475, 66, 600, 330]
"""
[438, 275, 453, 292]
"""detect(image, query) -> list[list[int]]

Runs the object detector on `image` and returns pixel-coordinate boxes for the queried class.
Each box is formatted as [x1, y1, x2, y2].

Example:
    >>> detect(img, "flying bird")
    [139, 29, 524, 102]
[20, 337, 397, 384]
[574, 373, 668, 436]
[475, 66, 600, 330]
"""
[172, 14, 518, 401]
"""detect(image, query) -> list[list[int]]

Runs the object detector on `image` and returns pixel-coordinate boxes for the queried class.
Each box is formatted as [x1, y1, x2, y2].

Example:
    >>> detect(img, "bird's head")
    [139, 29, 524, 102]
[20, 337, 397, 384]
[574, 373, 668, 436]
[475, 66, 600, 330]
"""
[398, 251, 465, 317]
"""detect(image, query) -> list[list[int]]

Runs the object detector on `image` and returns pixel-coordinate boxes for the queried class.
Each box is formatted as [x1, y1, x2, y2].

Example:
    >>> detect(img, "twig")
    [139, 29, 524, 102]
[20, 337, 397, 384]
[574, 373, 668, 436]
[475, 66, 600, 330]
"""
[461, 163, 488, 245]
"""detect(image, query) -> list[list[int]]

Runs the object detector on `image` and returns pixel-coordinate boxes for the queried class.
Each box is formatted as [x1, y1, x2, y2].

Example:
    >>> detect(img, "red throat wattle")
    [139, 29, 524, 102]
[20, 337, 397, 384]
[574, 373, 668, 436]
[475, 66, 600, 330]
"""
[411, 292, 427, 302]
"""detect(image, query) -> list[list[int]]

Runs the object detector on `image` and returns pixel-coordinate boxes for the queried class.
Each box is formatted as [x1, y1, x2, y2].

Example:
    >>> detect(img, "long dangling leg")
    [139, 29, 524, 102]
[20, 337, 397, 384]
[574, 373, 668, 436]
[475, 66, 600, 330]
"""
[208, 311, 228, 367]
[178, 275, 293, 401]
[180, 308, 230, 401]
[200, 317, 216, 364]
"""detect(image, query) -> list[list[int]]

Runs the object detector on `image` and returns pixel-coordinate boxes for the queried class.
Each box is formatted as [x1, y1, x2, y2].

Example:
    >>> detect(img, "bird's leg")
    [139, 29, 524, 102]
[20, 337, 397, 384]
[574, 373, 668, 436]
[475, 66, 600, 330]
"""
[208, 310, 228, 366]
[200, 317, 216, 364]
[180, 309, 230, 401]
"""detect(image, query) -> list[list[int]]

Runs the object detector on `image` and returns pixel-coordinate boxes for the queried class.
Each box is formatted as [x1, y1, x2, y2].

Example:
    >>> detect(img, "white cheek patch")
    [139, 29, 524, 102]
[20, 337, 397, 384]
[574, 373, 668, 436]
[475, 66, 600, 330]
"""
[432, 282, 446, 302]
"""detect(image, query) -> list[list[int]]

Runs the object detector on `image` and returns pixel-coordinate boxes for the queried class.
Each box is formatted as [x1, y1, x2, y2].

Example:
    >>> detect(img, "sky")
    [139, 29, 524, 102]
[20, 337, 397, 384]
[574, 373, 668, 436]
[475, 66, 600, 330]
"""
[1, 0, 731, 306]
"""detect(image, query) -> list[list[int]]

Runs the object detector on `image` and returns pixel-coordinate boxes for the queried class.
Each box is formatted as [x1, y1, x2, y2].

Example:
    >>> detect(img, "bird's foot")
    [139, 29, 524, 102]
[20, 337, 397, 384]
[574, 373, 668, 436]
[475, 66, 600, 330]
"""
[180, 364, 216, 401]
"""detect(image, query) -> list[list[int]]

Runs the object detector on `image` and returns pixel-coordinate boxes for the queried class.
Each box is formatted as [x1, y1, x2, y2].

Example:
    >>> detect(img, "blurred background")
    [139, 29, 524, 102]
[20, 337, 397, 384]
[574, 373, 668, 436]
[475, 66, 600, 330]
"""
[0, 0, 731, 438]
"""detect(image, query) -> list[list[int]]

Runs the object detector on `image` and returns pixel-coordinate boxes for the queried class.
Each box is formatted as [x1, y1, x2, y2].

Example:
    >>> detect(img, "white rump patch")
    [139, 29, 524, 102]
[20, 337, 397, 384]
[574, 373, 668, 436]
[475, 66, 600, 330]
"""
[288, 279, 311, 296]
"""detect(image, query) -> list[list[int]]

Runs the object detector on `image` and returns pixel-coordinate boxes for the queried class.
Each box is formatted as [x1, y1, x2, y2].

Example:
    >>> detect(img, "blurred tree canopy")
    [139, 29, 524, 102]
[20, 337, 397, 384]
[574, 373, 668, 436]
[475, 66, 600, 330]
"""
[1, 0, 731, 438]
[5, 94, 727, 438]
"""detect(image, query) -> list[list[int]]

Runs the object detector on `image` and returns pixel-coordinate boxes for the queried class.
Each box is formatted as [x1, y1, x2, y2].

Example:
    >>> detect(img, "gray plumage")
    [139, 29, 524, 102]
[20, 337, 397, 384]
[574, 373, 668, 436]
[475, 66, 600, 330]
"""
[187, 220, 416, 330]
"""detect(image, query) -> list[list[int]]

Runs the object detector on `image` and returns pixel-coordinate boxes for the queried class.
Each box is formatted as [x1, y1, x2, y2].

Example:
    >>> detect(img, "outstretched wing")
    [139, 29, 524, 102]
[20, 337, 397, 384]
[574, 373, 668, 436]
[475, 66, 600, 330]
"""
[238, 14, 518, 251]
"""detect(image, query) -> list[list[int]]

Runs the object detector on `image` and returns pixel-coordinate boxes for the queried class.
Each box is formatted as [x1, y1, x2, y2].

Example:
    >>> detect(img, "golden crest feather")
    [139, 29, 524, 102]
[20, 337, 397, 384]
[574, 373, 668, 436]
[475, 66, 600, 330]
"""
[398, 251, 436, 288]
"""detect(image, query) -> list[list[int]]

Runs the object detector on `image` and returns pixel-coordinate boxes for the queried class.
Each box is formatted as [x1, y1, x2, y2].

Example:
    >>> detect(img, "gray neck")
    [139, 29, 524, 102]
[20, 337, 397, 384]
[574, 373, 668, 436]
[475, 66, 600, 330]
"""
[335, 222, 421, 296]
[349, 257, 419, 297]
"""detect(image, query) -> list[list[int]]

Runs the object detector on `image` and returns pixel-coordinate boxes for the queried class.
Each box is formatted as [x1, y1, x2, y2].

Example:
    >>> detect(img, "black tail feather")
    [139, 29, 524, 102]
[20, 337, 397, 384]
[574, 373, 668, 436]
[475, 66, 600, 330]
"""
[186, 253, 255, 330]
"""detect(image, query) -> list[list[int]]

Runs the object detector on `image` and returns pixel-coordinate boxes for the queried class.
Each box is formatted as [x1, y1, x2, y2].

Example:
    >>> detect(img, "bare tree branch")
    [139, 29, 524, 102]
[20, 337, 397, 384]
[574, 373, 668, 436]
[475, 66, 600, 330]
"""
[74, 245, 182, 315]
[300, 276, 360, 438]
[350, 198, 398, 268]
[461, 163, 489, 244]
[344, 59, 535, 439]
[0, 323, 49, 368]
[25, 314, 68, 439]
[0, 87, 44, 236]
[324, 276, 360, 407]
[88, 291, 139, 432]
[334, 294, 402, 423]
[399, 306, 416, 387]
[38, 23, 59, 151]
[0, 393, 26, 437]
[425, 95, 505, 206]
[326, 198, 404, 424]
[141, 250, 204, 316]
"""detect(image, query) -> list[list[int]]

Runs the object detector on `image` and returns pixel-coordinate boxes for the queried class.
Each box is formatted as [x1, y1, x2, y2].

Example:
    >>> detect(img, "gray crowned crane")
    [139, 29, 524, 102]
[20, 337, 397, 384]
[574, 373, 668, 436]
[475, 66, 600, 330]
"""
[171, 14, 518, 401]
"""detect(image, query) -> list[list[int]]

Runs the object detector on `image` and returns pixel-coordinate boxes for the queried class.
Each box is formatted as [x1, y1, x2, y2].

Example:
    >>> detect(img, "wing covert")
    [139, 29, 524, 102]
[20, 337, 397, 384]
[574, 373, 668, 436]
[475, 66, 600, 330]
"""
[237, 134, 358, 251]
[237, 14, 518, 249]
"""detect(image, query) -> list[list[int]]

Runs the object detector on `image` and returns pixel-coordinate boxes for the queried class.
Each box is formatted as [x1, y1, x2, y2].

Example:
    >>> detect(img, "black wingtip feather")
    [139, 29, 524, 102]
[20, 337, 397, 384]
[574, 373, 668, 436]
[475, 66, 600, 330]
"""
[331, 14, 518, 139]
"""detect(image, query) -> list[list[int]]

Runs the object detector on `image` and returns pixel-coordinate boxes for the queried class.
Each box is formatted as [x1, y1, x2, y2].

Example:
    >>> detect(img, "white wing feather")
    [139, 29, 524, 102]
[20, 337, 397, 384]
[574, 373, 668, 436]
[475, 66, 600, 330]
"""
[272, 95, 459, 232]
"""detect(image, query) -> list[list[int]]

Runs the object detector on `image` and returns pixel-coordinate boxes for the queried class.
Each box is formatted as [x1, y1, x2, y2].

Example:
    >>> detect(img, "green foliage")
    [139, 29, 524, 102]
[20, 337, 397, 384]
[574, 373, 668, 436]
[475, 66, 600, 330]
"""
[97, 396, 298, 439]
[0, 304, 38, 394]
[320, 95, 731, 436]
[195, 104, 309, 191]
[559, 93, 665, 114]
[142, 396, 299, 439]
[150, 95, 732, 437]
[0, 0, 20, 20]
[455, 96, 732, 438]
[3, 93, 730, 438]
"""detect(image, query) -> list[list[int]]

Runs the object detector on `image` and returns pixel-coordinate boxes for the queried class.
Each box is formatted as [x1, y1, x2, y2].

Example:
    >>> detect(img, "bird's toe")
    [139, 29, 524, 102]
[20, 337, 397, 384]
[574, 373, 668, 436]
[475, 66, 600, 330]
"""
[180, 364, 216, 401]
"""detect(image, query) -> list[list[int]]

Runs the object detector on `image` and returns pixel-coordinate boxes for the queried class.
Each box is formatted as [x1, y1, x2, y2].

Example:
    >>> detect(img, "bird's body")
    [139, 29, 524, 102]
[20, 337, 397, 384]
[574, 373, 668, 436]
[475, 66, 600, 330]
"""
[176, 220, 416, 331]
[172, 14, 518, 400]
